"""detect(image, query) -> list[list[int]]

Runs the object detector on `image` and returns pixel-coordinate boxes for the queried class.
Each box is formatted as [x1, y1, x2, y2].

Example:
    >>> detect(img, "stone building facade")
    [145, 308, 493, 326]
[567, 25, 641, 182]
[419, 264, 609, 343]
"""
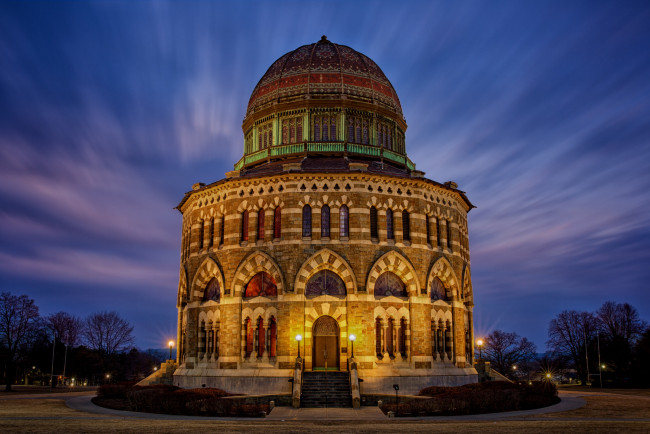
[173, 37, 477, 395]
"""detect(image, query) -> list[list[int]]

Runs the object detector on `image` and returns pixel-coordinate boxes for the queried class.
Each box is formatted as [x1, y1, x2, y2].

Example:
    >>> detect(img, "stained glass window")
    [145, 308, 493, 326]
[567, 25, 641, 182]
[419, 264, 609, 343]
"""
[386, 209, 394, 240]
[203, 278, 220, 302]
[274, 207, 281, 239]
[241, 210, 249, 242]
[305, 270, 346, 297]
[244, 272, 278, 298]
[430, 277, 446, 301]
[321, 205, 330, 238]
[374, 272, 407, 297]
[370, 207, 378, 239]
[339, 205, 349, 238]
[302, 205, 312, 237]
[402, 210, 410, 241]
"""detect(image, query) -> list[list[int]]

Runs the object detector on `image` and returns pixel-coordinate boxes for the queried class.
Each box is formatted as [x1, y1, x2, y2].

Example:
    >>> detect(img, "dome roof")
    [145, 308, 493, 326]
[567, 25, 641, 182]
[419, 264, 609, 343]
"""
[245, 36, 403, 121]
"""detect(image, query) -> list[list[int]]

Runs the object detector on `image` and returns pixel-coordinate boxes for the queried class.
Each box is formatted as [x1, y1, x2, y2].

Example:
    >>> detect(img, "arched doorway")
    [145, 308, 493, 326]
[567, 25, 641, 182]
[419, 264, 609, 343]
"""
[312, 316, 339, 370]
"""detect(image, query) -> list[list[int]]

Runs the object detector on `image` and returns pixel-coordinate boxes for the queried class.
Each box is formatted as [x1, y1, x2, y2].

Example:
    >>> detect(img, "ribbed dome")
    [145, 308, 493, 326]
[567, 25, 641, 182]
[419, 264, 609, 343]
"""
[245, 36, 403, 121]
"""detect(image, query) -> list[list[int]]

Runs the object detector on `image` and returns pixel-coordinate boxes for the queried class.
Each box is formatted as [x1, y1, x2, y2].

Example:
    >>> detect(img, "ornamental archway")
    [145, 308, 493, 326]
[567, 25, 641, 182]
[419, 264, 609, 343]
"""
[312, 316, 339, 370]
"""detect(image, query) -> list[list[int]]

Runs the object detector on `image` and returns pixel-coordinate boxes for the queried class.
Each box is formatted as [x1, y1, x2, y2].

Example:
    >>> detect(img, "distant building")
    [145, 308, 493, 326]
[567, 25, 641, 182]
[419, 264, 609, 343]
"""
[174, 37, 477, 396]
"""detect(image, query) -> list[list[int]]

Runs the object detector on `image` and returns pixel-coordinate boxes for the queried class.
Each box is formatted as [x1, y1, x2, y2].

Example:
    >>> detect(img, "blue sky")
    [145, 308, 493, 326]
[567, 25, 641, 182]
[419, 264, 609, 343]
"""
[1, 0, 649, 349]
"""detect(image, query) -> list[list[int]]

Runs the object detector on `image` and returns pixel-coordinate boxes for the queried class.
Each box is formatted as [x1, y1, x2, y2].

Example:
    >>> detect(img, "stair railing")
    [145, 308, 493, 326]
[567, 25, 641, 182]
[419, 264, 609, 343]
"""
[349, 357, 361, 408]
[292, 357, 303, 408]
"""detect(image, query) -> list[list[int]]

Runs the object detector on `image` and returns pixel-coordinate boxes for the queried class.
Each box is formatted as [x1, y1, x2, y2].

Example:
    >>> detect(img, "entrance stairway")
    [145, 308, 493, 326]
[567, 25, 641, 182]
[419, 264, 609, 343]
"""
[301, 371, 352, 408]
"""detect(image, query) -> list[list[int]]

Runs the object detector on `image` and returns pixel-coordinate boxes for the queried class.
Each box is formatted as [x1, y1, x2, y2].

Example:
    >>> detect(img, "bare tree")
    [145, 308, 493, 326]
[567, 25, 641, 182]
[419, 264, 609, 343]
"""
[83, 311, 134, 356]
[547, 310, 598, 384]
[597, 301, 647, 344]
[0, 292, 40, 391]
[482, 330, 537, 378]
[46, 312, 83, 383]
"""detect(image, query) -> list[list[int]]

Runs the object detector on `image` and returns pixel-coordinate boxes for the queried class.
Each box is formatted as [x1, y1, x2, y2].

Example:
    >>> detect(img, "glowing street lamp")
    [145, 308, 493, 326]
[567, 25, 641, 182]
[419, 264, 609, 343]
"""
[296, 334, 302, 358]
[349, 334, 356, 358]
[168, 340, 175, 361]
[476, 339, 484, 360]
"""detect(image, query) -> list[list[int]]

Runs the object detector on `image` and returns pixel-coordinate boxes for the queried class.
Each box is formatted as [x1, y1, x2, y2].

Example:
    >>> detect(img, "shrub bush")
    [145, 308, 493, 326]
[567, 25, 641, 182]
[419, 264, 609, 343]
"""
[382, 381, 558, 416]
[97, 382, 136, 399]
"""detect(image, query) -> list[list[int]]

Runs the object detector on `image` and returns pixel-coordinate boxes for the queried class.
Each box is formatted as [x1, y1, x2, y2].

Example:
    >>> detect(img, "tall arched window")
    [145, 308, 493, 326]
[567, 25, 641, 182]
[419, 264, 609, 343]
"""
[374, 272, 407, 297]
[387, 318, 394, 356]
[425, 215, 431, 246]
[273, 207, 281, 239]
[256, 317, 265, 357]
[430, 277, 446, 301]
[269, 317, 277, 357]
[446, 219, 452, 249]
[219, 215, 225, 246]
[199, 220, 204, 250]
[370, 207, 378, 239]
[339, 205, 349, 238]
[302, 205, 312, 237]
[386, 209, 394, 240]
[257, 209, 265, 241]
[399, 318, 407, 357]
[245, 318, 253, 358]
[402, 210, 410, 242]
[208, 218, 214, 248]
[321, 205, 330, 238]
[241, 210, 249, 242]
[435, 217, 441, 247]
[375, 318, 383, 357]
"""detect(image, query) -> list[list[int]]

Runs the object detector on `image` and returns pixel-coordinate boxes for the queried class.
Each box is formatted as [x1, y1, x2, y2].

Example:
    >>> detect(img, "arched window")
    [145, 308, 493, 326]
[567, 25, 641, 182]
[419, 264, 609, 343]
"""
[370, 207, 378, 239]
[387, 318, 394, 356]
[339, 205, 349, 238]
[199, 220, 204, 250]
[402, 210, 410, 242]
[375, 318, 383, 357]
[208, 218, 214, 248]
[302, 205, 312, 237]
[446, 220, 452, 249]
[305, 270, 346, 297]
[219, 215, 225, 246]
[256, 317, 265, 357]
[241, 210, 249, 242]
[435, 217, 441, 247]
[374, 272, 407, 297]
[273, 207, 281, 239]
[386, 209, 394, 240]
[425, 215, 431, 246]
[269, 317, 277, 357]
[245, 318, 253, 358]
[430, 277, 446, 301]
[321, 205, 330, 238]
[257, 209, 265, 241]
[400, 318, 407, 357]
[244, 272, 278, 298]
[202, 278, 220, 302]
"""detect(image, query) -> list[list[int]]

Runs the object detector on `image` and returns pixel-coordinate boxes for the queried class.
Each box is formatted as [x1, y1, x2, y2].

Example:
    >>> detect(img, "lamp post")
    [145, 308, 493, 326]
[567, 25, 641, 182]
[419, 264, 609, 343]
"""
[476, 339, 483, 360]
[168, 340, 174, 361]
[349, 334, 356, 358]
[296, 334, 302, 358]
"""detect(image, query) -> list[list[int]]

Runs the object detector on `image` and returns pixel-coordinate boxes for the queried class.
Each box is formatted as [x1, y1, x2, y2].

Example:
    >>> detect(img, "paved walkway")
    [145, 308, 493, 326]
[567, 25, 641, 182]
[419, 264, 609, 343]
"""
[57, 391, 587, 421]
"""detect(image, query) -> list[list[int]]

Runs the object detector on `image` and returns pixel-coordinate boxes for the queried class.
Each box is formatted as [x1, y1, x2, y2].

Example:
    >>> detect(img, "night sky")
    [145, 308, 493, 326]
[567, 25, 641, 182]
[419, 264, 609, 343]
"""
[1, 1, 649, 350]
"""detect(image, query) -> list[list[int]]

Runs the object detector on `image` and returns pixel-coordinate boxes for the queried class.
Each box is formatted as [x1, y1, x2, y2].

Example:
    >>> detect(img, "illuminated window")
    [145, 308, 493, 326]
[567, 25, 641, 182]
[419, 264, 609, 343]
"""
[430, 277, 446, 301]
[244, 272, 277, 298]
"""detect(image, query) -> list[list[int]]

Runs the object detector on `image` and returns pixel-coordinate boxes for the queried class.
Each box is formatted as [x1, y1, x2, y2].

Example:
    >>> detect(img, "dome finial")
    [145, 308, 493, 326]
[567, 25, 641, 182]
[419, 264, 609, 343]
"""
[321, 35, 327, 41]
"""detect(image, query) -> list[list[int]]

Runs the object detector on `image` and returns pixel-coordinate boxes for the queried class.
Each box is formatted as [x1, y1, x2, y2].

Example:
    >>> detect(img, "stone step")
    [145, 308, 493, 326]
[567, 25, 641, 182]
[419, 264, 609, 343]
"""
[301, 371, 352, 408]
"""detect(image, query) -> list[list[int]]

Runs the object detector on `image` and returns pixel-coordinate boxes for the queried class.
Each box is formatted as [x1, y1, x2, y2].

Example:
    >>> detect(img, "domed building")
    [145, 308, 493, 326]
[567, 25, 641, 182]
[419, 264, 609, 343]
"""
[173, 36, 477, 398]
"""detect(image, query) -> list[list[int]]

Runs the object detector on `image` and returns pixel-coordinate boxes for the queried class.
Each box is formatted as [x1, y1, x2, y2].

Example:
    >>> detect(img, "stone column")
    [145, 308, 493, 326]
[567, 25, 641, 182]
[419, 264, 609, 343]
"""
[382, 324, 389, 359]
[212, 322, 218, 361]
[261, 320, 269, 362]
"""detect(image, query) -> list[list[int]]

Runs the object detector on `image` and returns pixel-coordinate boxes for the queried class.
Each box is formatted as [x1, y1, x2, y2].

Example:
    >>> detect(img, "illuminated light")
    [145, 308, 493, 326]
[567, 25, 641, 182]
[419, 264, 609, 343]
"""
[295, 334, 302, 342]
[349, 334, 356, 342]
[476, 339, 483, 347]
[512, 365, 517, 370]
[168, 340, 175, 347]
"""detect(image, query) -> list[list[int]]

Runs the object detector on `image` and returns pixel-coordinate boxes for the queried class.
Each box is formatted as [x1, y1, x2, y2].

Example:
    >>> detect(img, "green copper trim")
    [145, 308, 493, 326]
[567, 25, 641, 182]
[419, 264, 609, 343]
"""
[245, 149, 269, 165]
[383, 149, 405, 164]
[271, 143, 304, 157]
[307, 142, 345, 153]
[406, 158, 415, 171]
[348, 143, 380, 157]
[234, 157, 244, 170]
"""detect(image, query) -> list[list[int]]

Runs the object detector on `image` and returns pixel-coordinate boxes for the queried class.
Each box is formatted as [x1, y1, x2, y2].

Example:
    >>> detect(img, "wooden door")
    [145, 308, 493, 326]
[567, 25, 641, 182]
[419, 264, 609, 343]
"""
[312, 316, 339, 370]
